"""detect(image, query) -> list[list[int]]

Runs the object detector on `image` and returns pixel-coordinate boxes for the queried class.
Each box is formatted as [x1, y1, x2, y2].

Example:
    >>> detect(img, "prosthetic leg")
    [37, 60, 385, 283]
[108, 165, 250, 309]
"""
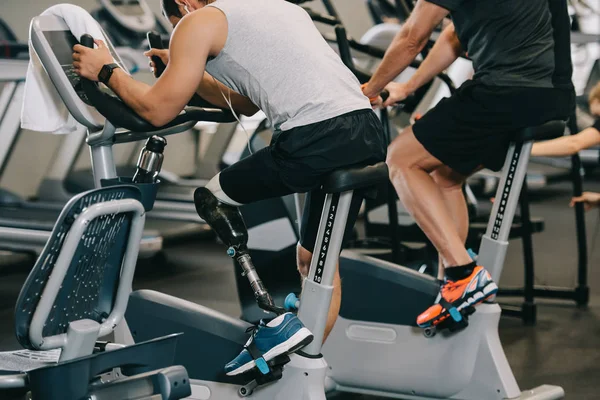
[194, 187, 285, 315]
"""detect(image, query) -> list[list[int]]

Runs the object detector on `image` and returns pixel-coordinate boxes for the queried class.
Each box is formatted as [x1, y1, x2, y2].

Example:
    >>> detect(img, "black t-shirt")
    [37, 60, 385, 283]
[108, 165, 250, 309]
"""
[426, 0, 574, 90]
[593, 118, 600, 132]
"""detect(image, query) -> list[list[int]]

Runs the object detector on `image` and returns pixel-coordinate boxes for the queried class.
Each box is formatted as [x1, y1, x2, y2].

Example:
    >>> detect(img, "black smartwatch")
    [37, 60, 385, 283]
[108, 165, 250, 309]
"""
[98, 63, 120, 85]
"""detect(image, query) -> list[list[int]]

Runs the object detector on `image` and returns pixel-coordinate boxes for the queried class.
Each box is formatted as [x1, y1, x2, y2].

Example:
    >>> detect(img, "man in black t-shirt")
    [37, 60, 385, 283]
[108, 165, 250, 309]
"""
[362, 0, 575, 329]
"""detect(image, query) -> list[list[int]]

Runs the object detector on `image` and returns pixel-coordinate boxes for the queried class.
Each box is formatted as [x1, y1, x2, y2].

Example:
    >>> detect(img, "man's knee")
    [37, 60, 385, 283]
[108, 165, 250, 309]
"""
[431, 166, 466, 192]
[386, 126, 441, 180]
[205, 173, 243, 206]
[296, 244, 312, 278]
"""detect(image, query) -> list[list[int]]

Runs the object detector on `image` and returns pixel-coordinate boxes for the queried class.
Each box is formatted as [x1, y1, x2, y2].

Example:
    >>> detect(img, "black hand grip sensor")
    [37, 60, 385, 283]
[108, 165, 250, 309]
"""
[147, 31, 166, 77]
[380, 89, 390, 102]
[80, 33, 94, 49]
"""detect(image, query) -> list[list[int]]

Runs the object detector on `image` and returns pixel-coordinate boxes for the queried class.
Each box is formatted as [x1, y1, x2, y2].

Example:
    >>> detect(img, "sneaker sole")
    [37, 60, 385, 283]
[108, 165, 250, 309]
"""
[226, 327, 314, 376]
[418, 282, 499, 328]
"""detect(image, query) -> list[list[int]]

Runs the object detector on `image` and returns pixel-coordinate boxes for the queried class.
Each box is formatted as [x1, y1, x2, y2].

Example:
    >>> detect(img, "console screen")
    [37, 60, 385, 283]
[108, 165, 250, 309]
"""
[43, 29, 119, 104]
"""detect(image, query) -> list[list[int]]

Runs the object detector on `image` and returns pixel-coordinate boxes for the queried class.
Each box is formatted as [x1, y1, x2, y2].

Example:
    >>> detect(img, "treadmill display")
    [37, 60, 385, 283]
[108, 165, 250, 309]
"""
[110, 0, 146, 16]
[43, 29, 118, 105]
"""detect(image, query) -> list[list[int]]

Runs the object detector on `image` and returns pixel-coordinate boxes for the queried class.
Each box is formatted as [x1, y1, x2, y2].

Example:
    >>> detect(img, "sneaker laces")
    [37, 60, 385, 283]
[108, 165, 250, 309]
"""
[243, 319, 269, 347]
[441, 279, 465, 299]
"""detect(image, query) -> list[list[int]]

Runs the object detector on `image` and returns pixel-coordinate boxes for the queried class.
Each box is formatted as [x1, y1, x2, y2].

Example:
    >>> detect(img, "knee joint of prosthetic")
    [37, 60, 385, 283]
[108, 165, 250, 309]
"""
[194, 187, 284, 315]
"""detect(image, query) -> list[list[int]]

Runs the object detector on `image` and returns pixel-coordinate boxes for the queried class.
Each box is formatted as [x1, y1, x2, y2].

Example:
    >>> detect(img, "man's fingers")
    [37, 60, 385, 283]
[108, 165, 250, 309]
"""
[72, 53, 80, 61]
[94, 39, 106, 48]
[371, 97, 383, 109]
[383, 96, 397, 107]
[73, 61, 81, 69]
[73, 44, 87, 53]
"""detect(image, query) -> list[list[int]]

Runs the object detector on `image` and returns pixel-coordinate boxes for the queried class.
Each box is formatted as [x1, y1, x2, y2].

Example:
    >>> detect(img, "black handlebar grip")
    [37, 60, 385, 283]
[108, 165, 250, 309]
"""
[380, 89, 390, 103]
[147, 31, 166, 77]
[80, 34, 94, 48]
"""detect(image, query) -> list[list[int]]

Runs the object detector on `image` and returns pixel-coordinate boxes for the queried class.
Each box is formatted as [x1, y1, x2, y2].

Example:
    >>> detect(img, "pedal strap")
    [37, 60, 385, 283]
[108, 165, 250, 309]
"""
[438, 297, 463, 322]
[245, 329, 270, 375]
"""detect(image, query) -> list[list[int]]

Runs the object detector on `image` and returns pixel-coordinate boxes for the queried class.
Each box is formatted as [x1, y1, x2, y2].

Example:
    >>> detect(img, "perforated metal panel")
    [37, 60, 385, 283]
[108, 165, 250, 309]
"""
[14, 186, 142, 350]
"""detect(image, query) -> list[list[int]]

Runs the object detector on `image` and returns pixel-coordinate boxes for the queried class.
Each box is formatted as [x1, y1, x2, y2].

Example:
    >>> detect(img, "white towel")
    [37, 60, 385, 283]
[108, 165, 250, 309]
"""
[20, 4, 116, 134]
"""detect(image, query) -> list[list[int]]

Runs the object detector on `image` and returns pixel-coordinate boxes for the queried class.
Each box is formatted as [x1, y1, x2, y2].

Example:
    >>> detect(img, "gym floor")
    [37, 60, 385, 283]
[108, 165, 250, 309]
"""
[1, 179, 599, 399]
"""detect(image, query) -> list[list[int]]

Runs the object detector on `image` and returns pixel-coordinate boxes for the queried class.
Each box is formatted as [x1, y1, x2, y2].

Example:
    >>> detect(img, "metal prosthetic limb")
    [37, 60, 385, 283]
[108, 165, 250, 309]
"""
[194, 188, 284, 315]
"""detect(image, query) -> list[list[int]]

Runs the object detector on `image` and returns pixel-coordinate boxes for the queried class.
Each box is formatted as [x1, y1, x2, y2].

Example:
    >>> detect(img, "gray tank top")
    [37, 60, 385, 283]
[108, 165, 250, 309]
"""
[205, 0, 370, 131]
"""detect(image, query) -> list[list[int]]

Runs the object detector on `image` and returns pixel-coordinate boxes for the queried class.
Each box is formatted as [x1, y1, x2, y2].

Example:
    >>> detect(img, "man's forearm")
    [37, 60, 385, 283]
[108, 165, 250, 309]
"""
[532, 136, 580, 157]
[107, 69, 156, 122]
[196, 73, 259, 116]
[364, 29, 426, 97]
[404, 24, 462, 93]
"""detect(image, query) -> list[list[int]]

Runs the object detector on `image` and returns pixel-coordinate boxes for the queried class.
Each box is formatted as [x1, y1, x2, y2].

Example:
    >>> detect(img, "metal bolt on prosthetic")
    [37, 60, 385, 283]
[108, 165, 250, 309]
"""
[194, 188, 284, 314]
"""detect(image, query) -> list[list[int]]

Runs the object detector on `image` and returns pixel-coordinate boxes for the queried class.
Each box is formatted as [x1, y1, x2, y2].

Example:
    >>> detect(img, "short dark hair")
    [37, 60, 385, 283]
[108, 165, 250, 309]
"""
[161, 0, 183, 19]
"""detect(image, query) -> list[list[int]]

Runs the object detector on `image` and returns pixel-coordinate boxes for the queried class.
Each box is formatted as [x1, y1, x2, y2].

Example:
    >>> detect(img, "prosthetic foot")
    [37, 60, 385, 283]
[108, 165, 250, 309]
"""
[194, 187, 284, 315]
[195, 188, 312, 378]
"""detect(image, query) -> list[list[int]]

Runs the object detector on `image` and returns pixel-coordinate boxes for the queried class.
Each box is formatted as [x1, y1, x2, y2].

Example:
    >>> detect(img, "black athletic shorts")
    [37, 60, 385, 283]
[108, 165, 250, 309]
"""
[413, 80, 575, 176]
[219, 109, 386, 253]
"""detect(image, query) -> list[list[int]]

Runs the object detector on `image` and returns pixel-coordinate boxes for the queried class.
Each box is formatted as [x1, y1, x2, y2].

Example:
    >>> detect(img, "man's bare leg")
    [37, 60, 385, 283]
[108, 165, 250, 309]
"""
[386, 127, 473, 267]
[431, 166, 469, 279]
[297, 244, 341, 342]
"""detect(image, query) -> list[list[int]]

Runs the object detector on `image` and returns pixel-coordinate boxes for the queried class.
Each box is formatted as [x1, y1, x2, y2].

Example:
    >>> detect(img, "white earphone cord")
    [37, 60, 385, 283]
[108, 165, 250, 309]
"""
[212, 77, 253, 156]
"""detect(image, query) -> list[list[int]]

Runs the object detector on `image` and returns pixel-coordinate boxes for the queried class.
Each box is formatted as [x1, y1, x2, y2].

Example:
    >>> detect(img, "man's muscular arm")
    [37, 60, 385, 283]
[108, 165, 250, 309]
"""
[401, 22, 462, 95]
[196, 72, 259, 116]
[74, 8, 229, 126]
[145, 49, 259, 116]
[363, 0, 450, 98]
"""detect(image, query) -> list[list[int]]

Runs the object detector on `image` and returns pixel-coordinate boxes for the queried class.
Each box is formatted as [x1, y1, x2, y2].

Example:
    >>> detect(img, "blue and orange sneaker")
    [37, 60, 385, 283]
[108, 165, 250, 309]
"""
[225, 312, 313, 376]
[417, 265, 498, 329]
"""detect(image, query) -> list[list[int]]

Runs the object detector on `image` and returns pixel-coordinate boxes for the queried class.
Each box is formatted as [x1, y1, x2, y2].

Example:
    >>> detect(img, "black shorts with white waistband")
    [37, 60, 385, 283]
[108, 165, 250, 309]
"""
[219, 108, 386, 253]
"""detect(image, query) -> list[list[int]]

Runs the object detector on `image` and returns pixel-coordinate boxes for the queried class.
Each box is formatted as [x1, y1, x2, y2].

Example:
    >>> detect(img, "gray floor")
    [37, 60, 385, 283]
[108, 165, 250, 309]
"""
[1, 179, 600, 399]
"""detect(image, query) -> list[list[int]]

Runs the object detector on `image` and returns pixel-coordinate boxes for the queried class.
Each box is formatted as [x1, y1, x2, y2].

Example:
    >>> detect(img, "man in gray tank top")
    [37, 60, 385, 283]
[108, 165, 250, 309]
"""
[73, 0, 385, 376]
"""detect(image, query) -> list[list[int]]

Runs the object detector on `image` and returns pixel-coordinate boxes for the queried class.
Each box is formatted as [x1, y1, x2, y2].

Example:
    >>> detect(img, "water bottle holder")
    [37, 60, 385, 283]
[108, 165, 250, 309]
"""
[100, 177, 159, 212]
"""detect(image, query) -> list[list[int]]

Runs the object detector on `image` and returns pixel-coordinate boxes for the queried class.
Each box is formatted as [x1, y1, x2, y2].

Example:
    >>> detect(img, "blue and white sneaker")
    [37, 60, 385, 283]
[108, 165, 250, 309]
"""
[225, 312, 313, 376]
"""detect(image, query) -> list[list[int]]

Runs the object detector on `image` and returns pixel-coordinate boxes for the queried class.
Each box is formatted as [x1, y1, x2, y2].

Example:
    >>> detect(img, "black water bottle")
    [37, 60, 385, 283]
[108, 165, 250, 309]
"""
[132, 136, 167, 184]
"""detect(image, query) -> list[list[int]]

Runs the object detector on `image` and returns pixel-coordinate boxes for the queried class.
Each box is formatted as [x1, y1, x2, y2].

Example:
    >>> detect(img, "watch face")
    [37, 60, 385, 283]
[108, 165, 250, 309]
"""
[98, 65, 110, 83]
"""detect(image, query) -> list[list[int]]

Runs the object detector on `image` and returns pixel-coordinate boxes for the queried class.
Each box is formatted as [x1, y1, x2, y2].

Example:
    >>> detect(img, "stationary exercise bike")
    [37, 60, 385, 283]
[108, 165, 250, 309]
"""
[28, 8, 392, 399]
[127, 39, 566, 400]
[33, 6, 568, 400]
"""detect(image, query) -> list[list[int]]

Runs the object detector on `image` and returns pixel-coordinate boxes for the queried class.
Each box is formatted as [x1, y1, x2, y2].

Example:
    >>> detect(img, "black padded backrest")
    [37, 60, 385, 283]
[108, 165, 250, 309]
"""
[515, 120, 566, 143]
[14, 186, 142, 350]
[322, 162, 389, 194]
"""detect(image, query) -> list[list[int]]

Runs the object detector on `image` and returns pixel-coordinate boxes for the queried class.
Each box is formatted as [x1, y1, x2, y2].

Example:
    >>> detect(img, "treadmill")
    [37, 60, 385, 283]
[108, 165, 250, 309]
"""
[0, 19, 162, 257]
[36, 0, 240, 222]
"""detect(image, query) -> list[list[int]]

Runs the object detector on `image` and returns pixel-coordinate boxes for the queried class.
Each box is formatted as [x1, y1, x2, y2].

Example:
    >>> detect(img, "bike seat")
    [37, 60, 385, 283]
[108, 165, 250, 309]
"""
[322, 162, 388, 194]
[514, 120, 566, 143]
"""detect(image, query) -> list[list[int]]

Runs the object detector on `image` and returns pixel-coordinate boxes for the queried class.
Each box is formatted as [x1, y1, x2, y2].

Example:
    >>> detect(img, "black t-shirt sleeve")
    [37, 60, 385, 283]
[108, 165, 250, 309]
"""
[425, 0, 464, 12]
[593, 118, 600, 133]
